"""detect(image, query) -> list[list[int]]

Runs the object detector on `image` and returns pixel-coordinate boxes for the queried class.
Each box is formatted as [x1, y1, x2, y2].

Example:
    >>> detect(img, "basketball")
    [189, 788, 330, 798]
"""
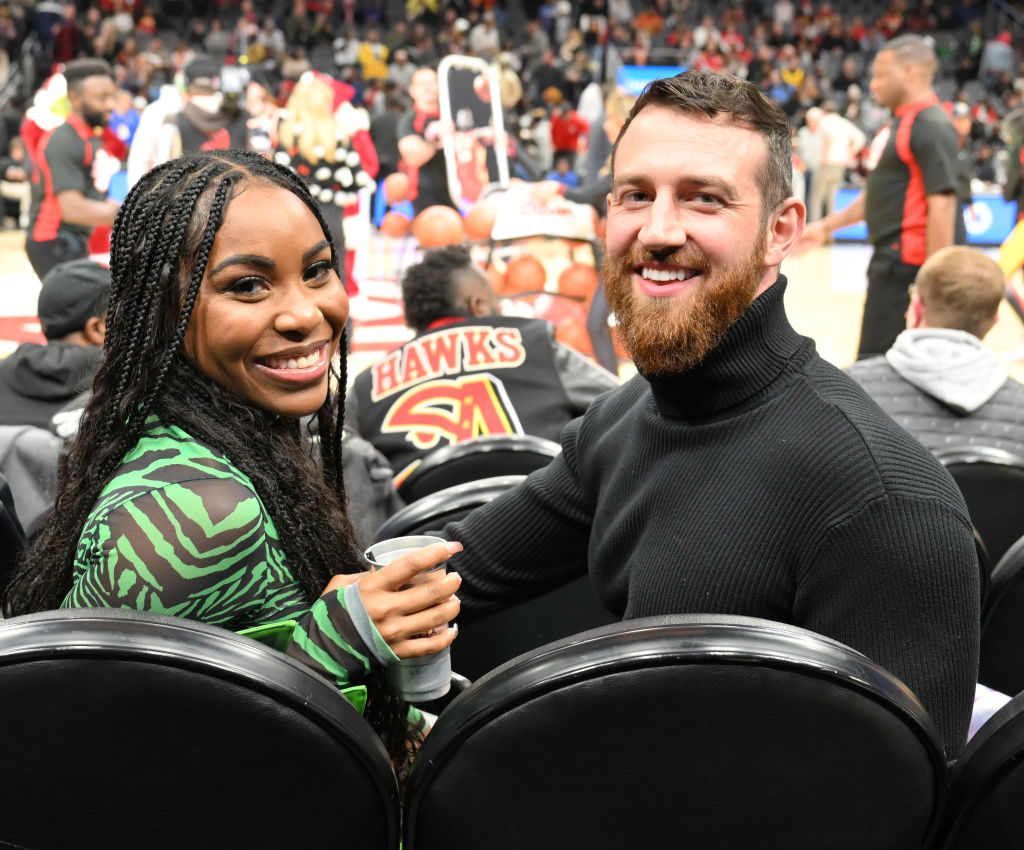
[411, 205, 466, 247]
[556, 315, 594, 356]
[464, 200, 499, 241]
[557, 262, 599, 302]
[483, 261, 506, 295]
[380, 211, 411, 238]
[384, 172, 410, 204]
[504, 254, 547, 295]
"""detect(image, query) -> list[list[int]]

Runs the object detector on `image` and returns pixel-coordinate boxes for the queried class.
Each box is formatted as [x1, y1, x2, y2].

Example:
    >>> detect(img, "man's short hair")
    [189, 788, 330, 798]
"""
[37, 260, 112, 340]
[611, 70, 793, 221]
[63, 58, 114, 93]
[880, 34, 938, 78]
[401, 245, 477, 332]
[915, 246, 1005, 339]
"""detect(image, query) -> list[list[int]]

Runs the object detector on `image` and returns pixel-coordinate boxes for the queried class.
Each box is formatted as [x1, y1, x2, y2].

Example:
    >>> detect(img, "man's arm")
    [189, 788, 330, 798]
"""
[800, 192, 865, 247]
[925, 190, 957, 258]
[913, 113, 960, 258]
[442, 416, 593, 615]
[398, 132, 439, 169]
[56, 189, 119, 228]
[797, 494, 979, 760]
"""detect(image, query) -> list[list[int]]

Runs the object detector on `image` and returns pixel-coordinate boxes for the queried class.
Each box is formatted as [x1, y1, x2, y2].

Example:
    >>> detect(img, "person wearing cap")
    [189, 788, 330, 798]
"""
[0, 259, 110, 429]
[156, 56, 248, 162]
[25, 59, 120, 282]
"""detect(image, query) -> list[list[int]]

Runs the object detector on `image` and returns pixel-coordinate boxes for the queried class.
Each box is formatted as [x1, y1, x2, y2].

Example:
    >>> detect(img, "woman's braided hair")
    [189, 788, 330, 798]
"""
[4, 149, 415, 763]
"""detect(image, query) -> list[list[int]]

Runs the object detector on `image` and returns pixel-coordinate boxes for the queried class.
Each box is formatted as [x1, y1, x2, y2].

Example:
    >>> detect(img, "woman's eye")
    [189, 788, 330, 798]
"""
[305, 260, 334, 283]
[227, 277, 268, 296]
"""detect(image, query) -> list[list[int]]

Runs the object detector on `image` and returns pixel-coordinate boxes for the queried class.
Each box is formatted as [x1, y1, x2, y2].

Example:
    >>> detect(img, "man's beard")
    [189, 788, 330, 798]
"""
[81, 108, 109, 129]
[602, 232, 768, 376]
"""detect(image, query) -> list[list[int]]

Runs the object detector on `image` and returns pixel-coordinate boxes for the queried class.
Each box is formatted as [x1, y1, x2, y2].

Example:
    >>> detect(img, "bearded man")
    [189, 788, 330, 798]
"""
[441, 70, 979, 761]
[26, 59, 121, 281]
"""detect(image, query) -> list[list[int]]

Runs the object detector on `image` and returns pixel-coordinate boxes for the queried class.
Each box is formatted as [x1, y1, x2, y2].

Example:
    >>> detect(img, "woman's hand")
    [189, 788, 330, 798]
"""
[328, 540, 463, 659]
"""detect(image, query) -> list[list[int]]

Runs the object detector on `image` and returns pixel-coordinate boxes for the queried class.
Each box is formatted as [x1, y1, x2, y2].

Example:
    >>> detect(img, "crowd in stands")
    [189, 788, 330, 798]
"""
[0, 0, 1019, 234]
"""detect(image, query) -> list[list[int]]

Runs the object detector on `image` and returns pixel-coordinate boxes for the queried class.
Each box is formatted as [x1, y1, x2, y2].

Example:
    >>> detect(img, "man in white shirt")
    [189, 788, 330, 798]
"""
[808, 100, 866, 221]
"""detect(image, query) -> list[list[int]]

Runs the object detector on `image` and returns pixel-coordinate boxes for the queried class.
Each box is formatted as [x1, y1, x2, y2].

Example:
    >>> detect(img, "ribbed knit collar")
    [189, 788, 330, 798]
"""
[644, 275, 807, 421]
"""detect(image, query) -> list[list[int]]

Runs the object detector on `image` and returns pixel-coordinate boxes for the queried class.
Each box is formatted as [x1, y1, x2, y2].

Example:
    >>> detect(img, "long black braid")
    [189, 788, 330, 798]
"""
[4, 150, 415, 765]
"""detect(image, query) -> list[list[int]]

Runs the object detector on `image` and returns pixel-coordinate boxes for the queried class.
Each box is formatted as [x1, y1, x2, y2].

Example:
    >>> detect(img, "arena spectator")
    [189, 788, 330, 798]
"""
[807, 99, 866, 221]
[156, 56, 249, 161]
[349, 245, 618, 477]
[979, 30, 1015, 94]
[847, 246, 1024, 458]
[0, 259, 109, 429]
[0, 136, 32, 230]
[3, 150, 462, 776]
[357, 27, 390, 82]
[546, 87, 589, 170]
[442, 69, 978, 762]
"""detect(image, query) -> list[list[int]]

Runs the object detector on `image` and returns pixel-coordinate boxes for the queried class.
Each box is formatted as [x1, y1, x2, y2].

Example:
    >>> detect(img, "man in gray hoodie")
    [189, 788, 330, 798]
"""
[0, 259, 109, 430]
[846, 246, 1024, 458]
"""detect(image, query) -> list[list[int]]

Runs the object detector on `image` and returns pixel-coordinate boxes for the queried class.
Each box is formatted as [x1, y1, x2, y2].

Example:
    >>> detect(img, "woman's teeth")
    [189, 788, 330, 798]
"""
[265, 351, 320, 370]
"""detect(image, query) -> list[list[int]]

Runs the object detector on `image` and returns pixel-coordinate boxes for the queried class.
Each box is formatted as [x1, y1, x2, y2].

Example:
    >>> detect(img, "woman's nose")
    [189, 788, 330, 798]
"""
[275, 285, 323, 335]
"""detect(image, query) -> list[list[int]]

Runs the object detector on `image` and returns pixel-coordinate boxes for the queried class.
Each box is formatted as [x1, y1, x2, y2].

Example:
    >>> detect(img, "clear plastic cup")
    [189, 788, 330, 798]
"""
[363, 535, 452, 702]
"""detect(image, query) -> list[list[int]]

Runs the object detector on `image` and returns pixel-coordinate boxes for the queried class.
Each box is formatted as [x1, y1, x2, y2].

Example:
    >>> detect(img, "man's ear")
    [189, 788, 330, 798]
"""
[82, 315, 106, 346]
[468, 293, 491, 317]
[763, 196, 805, 269]
[905, 293, 925, 329]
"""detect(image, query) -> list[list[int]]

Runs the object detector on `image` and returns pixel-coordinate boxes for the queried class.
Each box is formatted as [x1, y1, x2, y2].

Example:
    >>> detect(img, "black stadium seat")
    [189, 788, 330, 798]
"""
[0, 608, 400, 850]
[935, 445, 1024, 569]
[395, 434, 560, 502]
[403, 614, 947, 850]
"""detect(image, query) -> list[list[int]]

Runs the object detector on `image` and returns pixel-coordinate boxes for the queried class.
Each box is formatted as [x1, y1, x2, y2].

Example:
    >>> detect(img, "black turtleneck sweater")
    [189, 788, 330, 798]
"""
[444, 276, 979, 759]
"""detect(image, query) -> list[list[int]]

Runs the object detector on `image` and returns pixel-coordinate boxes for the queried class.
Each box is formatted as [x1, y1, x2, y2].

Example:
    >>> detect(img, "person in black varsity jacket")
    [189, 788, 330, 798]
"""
[803, 34, 964, 359]
[348, 245, 618, 480]
[440, 69, 980, 761]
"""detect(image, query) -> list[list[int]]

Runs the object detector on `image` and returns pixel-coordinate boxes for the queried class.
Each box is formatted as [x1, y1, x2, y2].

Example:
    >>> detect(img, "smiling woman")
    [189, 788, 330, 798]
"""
[2, 150, 461, 771]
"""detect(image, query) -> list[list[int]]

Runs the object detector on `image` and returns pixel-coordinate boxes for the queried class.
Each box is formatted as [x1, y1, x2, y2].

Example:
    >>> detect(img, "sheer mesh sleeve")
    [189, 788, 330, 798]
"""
[66, 476, 307, 628]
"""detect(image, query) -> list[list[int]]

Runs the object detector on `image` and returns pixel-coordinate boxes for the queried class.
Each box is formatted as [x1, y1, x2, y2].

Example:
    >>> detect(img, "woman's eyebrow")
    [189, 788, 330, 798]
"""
[208, 253, 274, 275]
[302, 239, 330, 263]
[206, 239, 330, 276]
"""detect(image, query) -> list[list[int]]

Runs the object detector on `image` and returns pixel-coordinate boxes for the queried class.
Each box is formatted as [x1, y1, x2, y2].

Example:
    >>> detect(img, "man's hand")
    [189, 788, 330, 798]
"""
[797, 220, 830, 251]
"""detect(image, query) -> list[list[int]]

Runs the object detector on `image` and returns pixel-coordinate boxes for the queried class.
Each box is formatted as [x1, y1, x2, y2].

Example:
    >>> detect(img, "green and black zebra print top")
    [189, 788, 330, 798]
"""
[65, 420, 393, 708]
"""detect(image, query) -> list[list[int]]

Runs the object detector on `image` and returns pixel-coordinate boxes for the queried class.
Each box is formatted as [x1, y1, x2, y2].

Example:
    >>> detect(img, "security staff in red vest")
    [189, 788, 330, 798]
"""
[26, 59, 121, 281]
[349, 245, 618, 479]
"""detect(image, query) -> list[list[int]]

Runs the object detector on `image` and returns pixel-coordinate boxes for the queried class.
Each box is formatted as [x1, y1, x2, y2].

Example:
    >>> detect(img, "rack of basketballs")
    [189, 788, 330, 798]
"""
[376, 173, 614, 363]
